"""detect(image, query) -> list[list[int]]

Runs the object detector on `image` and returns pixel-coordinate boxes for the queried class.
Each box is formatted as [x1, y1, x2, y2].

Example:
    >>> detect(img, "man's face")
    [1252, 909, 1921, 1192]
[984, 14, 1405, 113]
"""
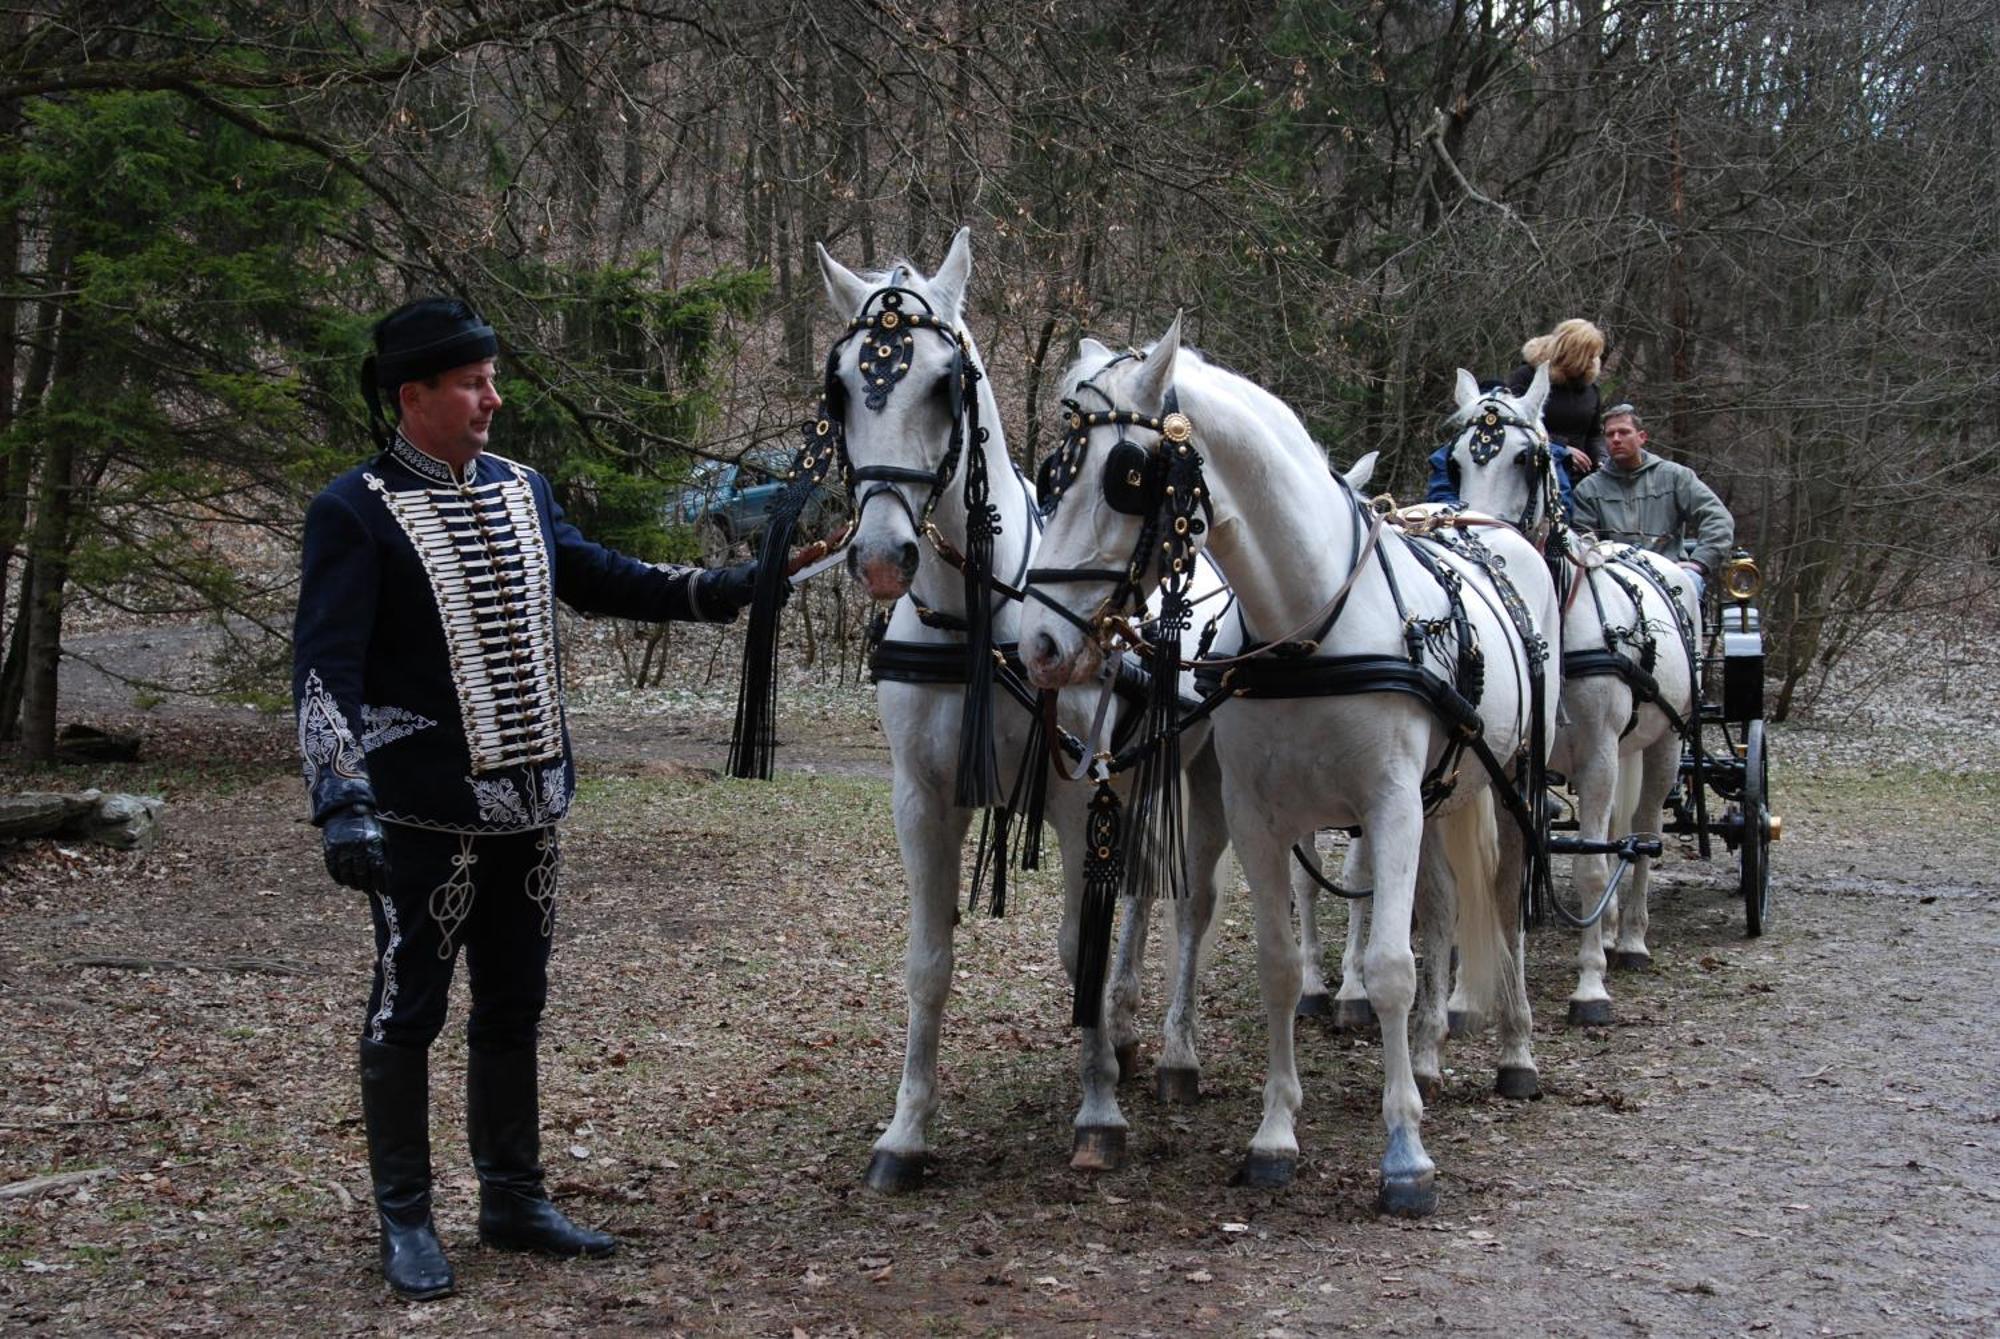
[399, 360, 502, 461]
[1604, 415, 1647, 469]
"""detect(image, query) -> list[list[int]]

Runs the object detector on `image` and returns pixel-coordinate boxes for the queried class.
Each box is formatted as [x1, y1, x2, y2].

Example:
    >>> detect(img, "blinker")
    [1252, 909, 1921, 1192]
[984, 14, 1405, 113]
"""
[1103, 439, 1163, 516]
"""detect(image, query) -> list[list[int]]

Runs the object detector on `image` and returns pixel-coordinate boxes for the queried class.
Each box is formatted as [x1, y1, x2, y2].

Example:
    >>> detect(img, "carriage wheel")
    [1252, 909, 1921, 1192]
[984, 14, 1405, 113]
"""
[1740, 719, 1772, 937]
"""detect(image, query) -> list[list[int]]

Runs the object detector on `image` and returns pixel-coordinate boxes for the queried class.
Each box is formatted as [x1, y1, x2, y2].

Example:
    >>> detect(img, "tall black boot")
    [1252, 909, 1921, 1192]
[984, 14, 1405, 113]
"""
[358, 1039, 455, 1300]
[467, 1047, 615, 1258]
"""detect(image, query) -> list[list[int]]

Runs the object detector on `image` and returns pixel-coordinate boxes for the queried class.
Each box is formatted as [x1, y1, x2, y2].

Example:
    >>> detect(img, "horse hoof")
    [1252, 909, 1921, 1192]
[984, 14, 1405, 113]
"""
[1070, 1126, 1127, 1173]
[1155, 1066, 1201, 1105]
[1296, 991, 1333, 1018]
[1333, 998, 1377, 1032]
[863, 1150, 928, 1194]
[1377, 1172, 1438, 1218]
[1415, 1071, 1443, 1106]
[1113, 1042, 1140, 1084]
[1495, 1066, 1541, 1101]
[1446, 1008, 1485, 1039]
[1610, 950, 1653, 971]
[1230, 1152, 1296, 1189]
[1567, 998, 1614, 1027]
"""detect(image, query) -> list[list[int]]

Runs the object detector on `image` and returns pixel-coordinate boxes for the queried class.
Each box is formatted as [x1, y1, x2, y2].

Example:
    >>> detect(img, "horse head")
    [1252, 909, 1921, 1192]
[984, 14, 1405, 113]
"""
[1022, 314, 1191, 688]
[1446, 365, 1555, 538]
[816, 227, 977, 602]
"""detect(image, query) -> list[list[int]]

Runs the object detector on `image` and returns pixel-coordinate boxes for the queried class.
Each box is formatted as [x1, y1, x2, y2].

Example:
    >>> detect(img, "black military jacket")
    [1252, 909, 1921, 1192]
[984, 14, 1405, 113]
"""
[294, 435, 723, 833]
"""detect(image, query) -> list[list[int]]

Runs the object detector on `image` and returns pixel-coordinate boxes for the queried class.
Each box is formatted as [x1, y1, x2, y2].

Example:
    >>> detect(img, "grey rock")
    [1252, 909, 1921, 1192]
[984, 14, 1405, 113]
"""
[0, 792, 98, 841]
[90, 794, 167, 850]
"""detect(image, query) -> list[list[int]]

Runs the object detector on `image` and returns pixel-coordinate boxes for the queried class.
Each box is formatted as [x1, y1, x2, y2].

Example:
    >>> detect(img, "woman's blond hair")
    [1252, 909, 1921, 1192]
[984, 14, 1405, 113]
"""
[1521, 318, 1604, 384]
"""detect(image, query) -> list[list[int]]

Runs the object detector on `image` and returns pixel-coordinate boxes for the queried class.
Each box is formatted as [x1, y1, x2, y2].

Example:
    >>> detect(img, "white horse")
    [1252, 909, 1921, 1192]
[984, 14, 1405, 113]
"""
[1442, 369, 1700, 1021]
[1021, 318, 1556, 1215]
[815, 231, 1232, 1187]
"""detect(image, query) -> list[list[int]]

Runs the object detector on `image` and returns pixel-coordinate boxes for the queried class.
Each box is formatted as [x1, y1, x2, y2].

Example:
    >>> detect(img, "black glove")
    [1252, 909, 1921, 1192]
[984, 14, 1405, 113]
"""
[701, 559, 784, 616]
[322, 803, 390, 896]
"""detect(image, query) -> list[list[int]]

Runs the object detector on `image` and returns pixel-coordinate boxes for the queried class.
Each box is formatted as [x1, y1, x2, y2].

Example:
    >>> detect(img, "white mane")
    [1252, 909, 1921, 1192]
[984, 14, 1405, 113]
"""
[1064, 340, 1329, 480]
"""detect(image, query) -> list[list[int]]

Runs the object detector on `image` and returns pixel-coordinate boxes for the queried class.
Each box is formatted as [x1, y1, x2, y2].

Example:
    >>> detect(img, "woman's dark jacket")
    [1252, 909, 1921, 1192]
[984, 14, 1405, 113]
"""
[1506, 362, 1607, 468]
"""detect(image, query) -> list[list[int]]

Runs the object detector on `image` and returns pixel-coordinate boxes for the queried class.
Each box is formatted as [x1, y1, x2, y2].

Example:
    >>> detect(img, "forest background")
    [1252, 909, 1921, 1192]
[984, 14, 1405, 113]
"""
[1, 0, 1994, 761]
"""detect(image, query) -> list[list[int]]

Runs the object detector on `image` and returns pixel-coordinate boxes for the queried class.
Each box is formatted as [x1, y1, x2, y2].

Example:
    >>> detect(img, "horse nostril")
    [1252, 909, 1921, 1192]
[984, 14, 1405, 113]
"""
[897, 540, 919, 575]
[1033, 631, 1060, 667]
[846, 546, 861, 576]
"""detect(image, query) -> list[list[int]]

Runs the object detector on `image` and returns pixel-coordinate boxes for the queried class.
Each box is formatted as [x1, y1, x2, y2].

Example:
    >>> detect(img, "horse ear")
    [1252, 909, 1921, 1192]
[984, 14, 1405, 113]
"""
[816, 242, 871, 316]
[1133, 311, 1183, 410]
[1453, 368, 1482, 412]
[1077, 336, 1115, 368]
[931, 226, 973, 322]
[1344, 450, 1379, 491]
[1520, 363, 1552, 419]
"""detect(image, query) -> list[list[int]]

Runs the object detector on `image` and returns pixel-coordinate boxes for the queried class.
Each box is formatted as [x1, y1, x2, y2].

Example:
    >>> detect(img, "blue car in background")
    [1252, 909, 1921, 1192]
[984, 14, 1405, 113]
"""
[669, 446, 842, 558]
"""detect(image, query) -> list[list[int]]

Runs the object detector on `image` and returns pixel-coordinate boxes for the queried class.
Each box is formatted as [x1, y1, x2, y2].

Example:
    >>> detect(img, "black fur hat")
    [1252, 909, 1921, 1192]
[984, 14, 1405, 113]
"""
[360, 297, 497, 448]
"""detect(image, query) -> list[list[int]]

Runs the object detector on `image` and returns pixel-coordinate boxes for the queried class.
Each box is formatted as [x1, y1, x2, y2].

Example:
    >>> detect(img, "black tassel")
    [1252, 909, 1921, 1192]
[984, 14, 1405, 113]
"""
[728, 408, 842, 779]
[953, 406, 1003, 809]
[1006, 688, 1053, 873]
[989, 808, 1010, 918]
[1120, 602, 1189, 906]
[1072, 782, 1122, 1028]
[966, 804, 1012, 919]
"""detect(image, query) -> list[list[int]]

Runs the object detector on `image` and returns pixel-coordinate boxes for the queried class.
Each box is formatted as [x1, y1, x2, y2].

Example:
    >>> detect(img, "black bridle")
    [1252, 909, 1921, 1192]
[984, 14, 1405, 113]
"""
[1452, 397, 1557, 543]
[794, 284, 980, 532]
[1025, 365, 1212, 645]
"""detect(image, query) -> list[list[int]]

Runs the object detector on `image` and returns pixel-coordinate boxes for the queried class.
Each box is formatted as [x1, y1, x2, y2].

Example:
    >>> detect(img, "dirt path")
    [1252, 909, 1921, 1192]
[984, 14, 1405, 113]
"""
[2, 626, 1996, 1335]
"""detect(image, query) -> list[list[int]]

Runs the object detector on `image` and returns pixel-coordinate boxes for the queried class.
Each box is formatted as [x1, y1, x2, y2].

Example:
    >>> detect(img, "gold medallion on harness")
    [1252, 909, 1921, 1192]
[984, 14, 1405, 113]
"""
[1161, 412, 1194, 443]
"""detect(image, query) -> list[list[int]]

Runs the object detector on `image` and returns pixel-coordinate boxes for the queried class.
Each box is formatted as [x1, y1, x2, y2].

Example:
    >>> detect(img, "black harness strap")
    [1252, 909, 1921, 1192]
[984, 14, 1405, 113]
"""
[1564, 557, 1692, 738]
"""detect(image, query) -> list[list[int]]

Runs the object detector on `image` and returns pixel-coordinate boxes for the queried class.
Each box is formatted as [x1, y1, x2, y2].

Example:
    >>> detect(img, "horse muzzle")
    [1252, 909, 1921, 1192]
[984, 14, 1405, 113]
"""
[849, 537, 919, 601]
[1022, 624, 1101, 690]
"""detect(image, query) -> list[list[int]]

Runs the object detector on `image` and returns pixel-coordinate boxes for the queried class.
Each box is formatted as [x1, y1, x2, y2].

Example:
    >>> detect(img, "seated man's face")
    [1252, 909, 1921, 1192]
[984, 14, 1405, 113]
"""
[1604, 416, 1647, 469]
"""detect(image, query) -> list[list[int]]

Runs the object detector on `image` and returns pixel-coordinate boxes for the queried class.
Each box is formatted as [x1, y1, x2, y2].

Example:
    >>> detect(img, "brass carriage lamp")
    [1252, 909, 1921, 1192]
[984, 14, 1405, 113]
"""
[1721, 550, 1762, 603]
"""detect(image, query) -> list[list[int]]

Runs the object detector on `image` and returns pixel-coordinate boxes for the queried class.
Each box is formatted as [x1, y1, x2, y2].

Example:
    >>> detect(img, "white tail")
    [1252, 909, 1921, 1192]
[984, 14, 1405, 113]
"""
[1441, 790, 1506, 1017]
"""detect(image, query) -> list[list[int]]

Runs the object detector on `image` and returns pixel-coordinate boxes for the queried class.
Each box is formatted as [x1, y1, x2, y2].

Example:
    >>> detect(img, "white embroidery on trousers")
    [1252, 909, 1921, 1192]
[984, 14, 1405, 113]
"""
[430, 835, 478, 959]
[527, 830, 560, 938]
[368, 894, 404, 1044]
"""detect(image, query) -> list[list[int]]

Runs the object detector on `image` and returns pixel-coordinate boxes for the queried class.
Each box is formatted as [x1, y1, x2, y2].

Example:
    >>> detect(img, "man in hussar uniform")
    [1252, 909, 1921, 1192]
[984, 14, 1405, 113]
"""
[294, 298, 769, 1300]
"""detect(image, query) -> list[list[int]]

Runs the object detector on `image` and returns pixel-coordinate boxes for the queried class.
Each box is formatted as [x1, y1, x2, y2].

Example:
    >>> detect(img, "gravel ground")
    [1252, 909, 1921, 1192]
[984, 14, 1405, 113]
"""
[1, 599, 1995, 1336]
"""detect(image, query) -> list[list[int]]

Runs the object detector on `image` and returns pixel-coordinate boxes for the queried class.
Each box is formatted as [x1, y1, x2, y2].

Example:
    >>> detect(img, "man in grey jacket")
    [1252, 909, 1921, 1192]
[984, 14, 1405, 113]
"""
[1572, 404, 1735, 591]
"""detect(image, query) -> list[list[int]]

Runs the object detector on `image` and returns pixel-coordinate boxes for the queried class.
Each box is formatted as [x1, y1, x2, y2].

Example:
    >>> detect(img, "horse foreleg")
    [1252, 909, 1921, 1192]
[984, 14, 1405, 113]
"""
[1566, 736, 1620, 1027]
[1227, 825, 1305, 1189]
[1360, 792, 1433, 1216]
[1107, 894, 1151, 1084]
[1488, 815, 1541, 1098]
[1158, 738, 1229, 1105]
[1294, 844, 1332, 1018]
[1331, 835, 1376, 1032]
[1612, 733, 1681, 968]
[1053, 789, 1128, 1172]
[867, 782, 972, 1192]
[1410, 828, 1456, 1105]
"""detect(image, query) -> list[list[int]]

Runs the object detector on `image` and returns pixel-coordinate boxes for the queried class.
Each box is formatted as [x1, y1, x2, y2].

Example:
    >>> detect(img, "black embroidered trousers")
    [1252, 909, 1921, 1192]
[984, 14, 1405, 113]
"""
[362, 825, 559, 1053]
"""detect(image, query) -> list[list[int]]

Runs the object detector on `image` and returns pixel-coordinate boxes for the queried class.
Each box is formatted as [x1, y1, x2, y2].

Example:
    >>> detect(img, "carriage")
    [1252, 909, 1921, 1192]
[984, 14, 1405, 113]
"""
[1535, 547, 1779, 938]
[1665, 549, 1779, 935]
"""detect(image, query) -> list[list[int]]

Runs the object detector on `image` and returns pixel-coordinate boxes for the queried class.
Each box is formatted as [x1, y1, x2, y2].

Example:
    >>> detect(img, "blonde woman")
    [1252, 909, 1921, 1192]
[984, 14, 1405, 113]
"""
[1507, 318, 1609, 479]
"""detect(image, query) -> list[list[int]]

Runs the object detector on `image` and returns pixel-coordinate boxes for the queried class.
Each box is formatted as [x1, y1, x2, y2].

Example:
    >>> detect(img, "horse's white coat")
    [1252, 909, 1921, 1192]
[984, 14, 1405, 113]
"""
[817, 234, 1230, 1177]
[1445, 370, 1701, 1006]
[1020, 319, 1558, 1206]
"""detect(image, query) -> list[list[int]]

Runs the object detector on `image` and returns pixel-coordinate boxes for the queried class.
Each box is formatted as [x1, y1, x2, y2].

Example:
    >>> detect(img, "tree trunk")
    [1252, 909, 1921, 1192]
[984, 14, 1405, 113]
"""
[0, 562, 30, 740]
[18, 291, 85, 761]
[20, 434, 74, 760]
